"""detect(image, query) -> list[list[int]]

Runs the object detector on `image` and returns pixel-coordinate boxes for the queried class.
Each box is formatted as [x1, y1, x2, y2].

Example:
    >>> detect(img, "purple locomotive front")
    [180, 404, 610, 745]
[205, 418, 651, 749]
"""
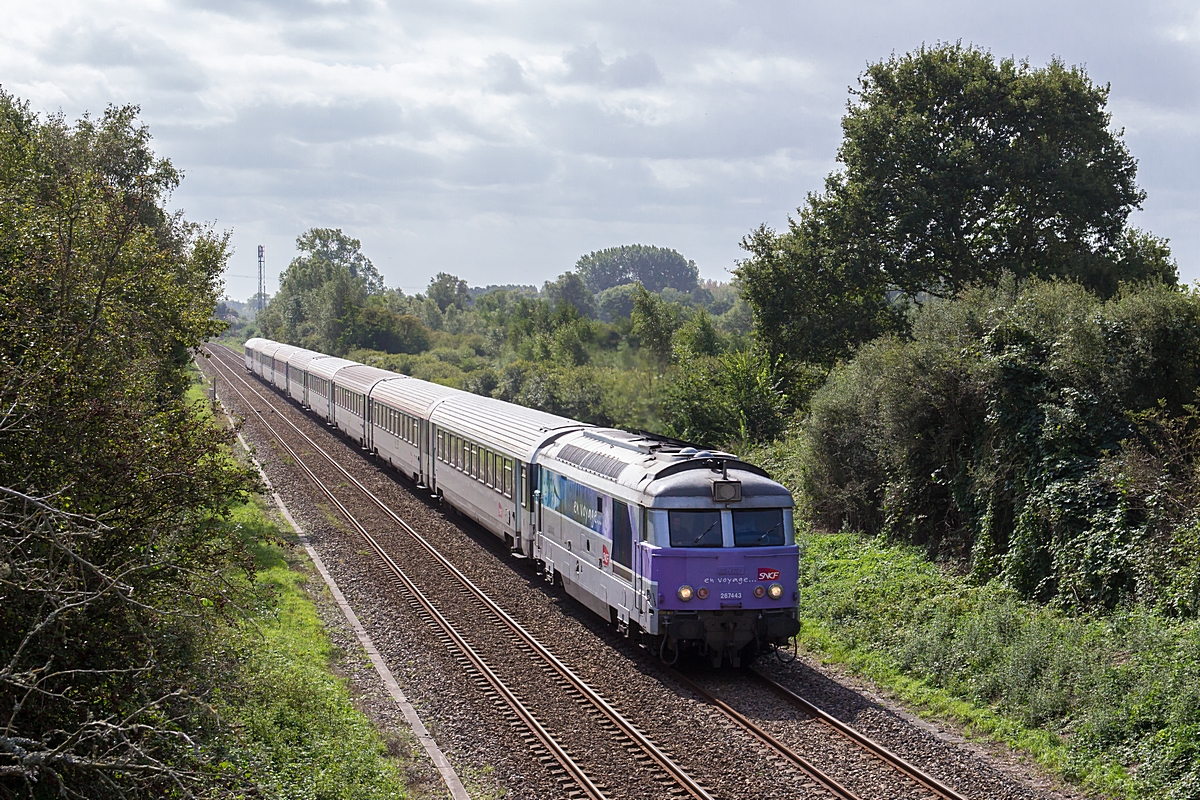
[637, 462, 800, 667]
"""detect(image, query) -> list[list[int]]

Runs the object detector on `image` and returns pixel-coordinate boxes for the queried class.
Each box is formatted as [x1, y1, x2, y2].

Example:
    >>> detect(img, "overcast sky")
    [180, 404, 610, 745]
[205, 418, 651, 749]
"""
[4, 0, 1199, 300]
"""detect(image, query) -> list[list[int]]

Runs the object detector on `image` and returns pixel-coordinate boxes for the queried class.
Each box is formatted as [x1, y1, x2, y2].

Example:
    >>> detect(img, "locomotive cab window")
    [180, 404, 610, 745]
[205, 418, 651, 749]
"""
[732, 509, 787, 547]
[668, 510, 723, 548]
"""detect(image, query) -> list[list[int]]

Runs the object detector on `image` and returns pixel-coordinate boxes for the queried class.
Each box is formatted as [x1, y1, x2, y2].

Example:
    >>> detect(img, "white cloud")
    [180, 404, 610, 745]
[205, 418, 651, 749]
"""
[2, 0, 1199, 297]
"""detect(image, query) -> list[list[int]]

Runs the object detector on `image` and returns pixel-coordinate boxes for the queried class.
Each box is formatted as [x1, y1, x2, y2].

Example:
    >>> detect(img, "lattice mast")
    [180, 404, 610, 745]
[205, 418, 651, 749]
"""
[257, 244, 265, 311]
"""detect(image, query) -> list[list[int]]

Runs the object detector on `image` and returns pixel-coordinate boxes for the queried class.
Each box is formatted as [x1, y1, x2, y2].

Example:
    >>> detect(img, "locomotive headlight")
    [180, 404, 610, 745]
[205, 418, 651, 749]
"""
[696, 587, 709, 600]
[767, 583, 784, 600]
[677, 585, 694, 602]
[753, 585, 766, 598]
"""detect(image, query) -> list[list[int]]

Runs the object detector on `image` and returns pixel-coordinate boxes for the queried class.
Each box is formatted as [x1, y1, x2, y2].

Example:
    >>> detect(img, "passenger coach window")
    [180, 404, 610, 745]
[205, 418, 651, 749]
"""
[668, 510, 723, 548]
[733, 509, 786, 546]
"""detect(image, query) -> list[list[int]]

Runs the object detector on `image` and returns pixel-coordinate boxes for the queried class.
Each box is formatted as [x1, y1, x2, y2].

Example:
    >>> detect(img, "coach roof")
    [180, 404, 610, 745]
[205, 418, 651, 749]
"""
[429, 391, 587, 461]
[284, 347, 332, 371]
[328, 363, 403, 395]
[371, 375, 462, 418]
[259, 340, 288, 361]
[270, 343, 302, 365]
[306, 356, 358, 382]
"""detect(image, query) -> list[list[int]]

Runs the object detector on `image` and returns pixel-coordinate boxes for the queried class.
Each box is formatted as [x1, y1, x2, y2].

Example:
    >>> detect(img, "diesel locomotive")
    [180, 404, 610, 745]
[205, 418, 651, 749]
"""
[244, 337, 801, 667]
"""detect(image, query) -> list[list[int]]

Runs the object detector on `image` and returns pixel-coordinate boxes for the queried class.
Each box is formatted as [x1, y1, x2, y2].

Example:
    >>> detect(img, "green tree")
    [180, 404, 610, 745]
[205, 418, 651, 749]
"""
[674, 308, 721, 357]
[597, 282, 639, 321]
[260, 228, 383, 352]
[292, 228, 384, 293]
[838, 43, 1170, 297]
[575, 244, 700, 293]
[355, 298, 430, 354]
[543, 271, 598, 318]
[0, 92, 255, 794]
[739, 43, 1176, 371]
[662, 349, 787, 447]
[737, 216, 902, 371]
[631, 284, 680, 367]
[427, 272, 470, 312]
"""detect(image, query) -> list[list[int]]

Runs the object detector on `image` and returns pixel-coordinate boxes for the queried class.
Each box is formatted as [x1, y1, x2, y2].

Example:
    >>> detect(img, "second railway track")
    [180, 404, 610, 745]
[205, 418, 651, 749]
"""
[202, 343, 970, 800]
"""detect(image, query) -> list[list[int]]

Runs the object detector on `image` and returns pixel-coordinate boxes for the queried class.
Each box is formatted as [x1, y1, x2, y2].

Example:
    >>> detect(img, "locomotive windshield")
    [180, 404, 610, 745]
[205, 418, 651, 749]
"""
[733, 509, 786, 546]
[668, 510, 723, 548]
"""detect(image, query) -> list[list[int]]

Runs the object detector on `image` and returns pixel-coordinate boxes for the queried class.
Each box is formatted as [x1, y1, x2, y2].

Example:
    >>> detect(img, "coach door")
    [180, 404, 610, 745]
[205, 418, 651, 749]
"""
[530, 464, 542, 533]
[612, 500, 633, 582]
[427, 423, 436, 493]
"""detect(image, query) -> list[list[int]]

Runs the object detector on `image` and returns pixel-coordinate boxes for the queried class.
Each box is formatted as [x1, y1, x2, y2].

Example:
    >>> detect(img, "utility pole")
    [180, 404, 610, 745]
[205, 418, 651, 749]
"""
[257, 245, 265, 312]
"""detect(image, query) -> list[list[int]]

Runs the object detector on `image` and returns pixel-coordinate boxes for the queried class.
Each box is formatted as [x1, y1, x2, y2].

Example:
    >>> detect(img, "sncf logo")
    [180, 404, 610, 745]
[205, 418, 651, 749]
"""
[757, 568, 780, 581]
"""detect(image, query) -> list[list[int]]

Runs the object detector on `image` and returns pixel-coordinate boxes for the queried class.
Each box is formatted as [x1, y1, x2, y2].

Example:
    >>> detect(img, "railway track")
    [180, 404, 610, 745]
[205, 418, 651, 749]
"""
[672, 669, 969, 800]
[204, 345, 713, 800]
[203, 344, 968, 800]
[749, 670, 967, 800]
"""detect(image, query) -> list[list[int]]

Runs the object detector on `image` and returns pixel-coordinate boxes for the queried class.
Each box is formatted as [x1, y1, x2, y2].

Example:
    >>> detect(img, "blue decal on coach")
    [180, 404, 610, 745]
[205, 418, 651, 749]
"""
[541, 469, 607, 536]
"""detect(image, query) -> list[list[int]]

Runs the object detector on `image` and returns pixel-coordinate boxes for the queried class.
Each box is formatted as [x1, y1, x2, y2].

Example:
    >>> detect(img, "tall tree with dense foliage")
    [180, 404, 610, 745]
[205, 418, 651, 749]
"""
[426, 271, 470, 312]
[543, 271, 598, 318]
[630, 284, 680, 367]
[259, 228, 396, 354]
[0, 93, 254, 795]
[739, 43, 1176, 370]
[575, 244, 700, 294]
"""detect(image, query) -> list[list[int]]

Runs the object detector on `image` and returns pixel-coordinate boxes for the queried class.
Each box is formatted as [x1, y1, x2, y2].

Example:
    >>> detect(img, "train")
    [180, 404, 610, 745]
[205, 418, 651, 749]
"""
[241, 337, 801, 667]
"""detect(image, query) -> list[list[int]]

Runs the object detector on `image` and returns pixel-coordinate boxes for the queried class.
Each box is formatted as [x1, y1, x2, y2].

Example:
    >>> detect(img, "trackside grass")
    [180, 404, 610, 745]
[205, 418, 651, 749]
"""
[793, 530, 1200, 799]
[208, 499, 409, 800]
[187, 371, 409, 798]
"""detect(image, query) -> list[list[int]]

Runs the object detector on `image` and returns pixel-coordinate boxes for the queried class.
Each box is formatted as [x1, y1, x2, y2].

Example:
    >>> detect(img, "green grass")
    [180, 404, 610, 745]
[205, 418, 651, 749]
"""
[793, 531, 1200, 799]
[211, 500, 409, 800]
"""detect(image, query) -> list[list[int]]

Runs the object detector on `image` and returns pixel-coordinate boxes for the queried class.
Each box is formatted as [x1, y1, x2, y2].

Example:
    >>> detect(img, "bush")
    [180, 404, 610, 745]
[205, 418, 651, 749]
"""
[796, 277, 1200, 611]
[661, 349, 788, 448]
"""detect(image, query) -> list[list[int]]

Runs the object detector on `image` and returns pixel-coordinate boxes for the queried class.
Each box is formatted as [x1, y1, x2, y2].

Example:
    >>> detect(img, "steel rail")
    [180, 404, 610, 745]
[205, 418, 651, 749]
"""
[749, 669, 968, 800]
[205, 346, 714, 800]
[667, 669, 862, 800]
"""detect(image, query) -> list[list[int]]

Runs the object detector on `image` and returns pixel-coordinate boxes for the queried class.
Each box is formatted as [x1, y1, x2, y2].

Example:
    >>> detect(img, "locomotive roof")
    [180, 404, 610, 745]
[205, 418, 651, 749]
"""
[541, 428, 792, 506]
[334, 364, 406, 395]
[372, 375, 463, 417]
[429, 392, 587, 461]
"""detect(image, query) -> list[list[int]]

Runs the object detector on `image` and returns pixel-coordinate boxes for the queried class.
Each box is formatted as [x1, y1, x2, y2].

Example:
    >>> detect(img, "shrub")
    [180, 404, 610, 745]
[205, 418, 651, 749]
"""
[797, 277, 1200, 611]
